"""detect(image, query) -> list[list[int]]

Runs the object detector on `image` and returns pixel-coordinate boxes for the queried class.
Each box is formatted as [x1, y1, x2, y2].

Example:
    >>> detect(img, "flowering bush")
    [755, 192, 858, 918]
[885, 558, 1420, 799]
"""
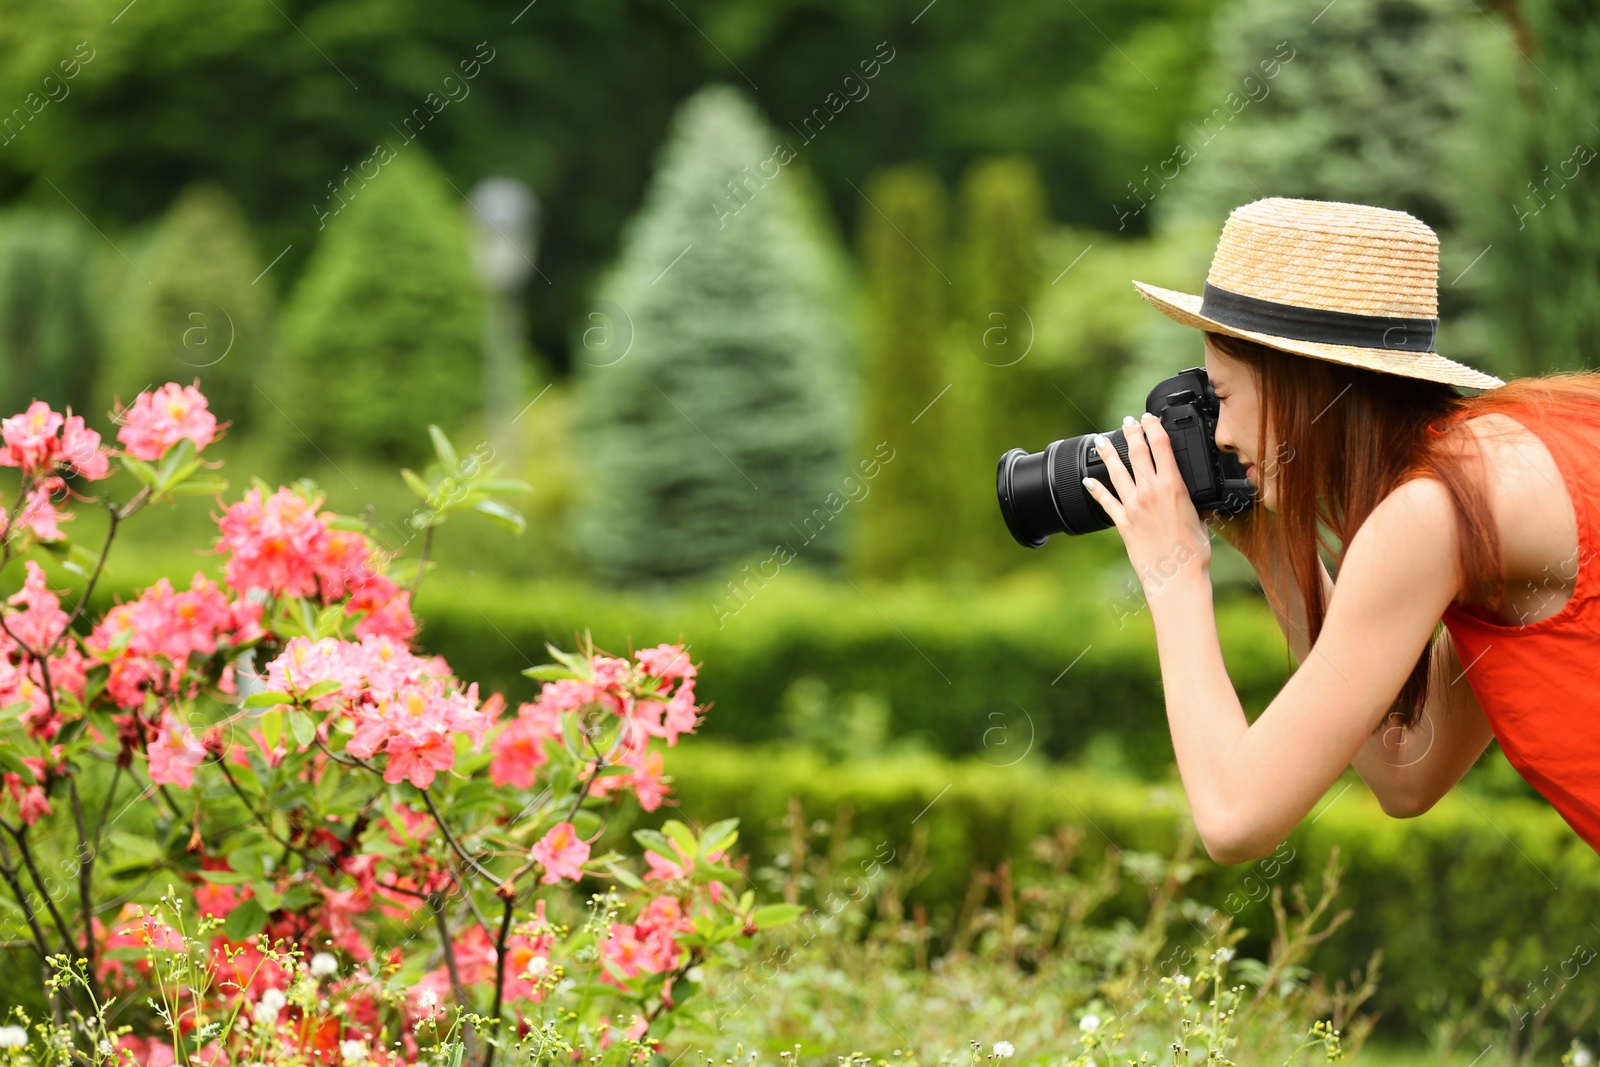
[0, 385, 795, 1065]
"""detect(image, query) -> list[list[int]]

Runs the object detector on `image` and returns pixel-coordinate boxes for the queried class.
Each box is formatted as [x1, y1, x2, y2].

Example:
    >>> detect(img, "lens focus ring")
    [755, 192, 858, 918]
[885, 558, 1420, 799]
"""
[1052, 438, 1104, 535]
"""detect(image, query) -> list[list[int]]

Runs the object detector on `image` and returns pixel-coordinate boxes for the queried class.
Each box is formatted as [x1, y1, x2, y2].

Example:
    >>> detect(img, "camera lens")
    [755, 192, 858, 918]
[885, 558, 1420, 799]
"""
[996, 434, 1118, 547]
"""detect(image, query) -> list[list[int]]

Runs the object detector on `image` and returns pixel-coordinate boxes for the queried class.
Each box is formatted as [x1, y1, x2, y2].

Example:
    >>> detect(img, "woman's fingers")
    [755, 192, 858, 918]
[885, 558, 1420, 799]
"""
[1092, 432, 1136, 502]
[1082, 472, 1125, 527]
[1141, 411, 1180, 484]
[1121, 414, 1157, 484]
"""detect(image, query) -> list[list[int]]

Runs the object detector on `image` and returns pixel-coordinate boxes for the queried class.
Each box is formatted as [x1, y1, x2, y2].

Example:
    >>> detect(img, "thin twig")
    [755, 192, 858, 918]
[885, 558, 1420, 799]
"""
[67, 778, 104, 1005]
[5, 823, 75, 951]
[216, 760, 335, 869]
[419, 788, 500, 884]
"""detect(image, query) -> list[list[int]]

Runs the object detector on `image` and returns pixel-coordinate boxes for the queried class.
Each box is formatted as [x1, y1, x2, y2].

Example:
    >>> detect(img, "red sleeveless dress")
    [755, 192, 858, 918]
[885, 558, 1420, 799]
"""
[1426, 401, 1600, 852]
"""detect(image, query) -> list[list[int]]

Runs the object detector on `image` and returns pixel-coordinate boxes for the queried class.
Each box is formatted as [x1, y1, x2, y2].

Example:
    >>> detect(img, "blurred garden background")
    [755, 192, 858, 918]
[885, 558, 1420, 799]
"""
[1, 0, 1599, 1061]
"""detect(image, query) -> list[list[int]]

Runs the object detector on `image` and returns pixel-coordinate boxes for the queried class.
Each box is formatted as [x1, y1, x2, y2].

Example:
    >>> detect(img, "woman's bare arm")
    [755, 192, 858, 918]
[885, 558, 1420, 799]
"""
[1217, 511, 1495, 818]
[1348, 625, 1495, 816]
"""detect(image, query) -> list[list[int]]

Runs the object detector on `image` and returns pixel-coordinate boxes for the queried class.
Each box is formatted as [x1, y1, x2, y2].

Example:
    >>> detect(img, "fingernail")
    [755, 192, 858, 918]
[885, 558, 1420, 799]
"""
[1093, 434, 1110, 448]
[1081, 477, 1096, 490]
[1142, 411, 1154, 421]
[1122, 415, 1137, 428]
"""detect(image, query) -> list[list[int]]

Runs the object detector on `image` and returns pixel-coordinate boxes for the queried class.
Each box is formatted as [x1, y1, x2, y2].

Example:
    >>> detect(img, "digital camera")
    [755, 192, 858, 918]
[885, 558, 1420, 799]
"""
[996, 367, 1254, 547]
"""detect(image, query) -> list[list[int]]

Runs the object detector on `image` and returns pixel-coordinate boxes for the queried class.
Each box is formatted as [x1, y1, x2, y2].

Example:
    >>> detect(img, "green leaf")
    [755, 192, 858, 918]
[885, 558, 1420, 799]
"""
[429, 425, 460, 474]
[279, 885, 315, 911]
[631, 829, 679, 865]
[303, 679, 344, 700]
[662, 819, 698, 860]
[542, 644, 591, 678]
[165, 476, 229, 497]
[697, 817, 739, 856]
[197, 869, 252, 886]
[223, 898, 269, 941]
[119, 455, 160, 487]
[400, 468, 433, 503]
[479, 478, 533, 495]
[752, 904, 805, 929]
[521, 664, 580, 682]
[472, 499, 526, 534]
[259, 708, 285, 751]
[609, 864, 644, 890]
[322, 513, 368, 532]
[243, 691, 292, 708]
[288, 711, 316, 748]
[694, 857, 742, 884]
[154, 436, 199, 491]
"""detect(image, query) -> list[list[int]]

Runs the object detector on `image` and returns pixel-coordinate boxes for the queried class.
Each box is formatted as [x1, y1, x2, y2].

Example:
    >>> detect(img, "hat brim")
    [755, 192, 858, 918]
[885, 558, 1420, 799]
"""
[1131, 280, 1504, 390]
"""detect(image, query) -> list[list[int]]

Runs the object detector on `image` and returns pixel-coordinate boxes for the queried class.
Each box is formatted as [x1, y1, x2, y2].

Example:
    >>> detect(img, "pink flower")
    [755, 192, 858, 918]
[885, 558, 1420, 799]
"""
[656, 679, 700, 746]
[215, 486, 388, 606]
[215, 487, 333, 598]
[588, 729, 672, 811]
[0, 401, 63, 473]
[500, 933, 552, 1003]
[0, 563, 88, 731]
[636, 643, 696, 683]
[315, 528, 372, 600]
[262, 636, 364, 709]
[59, 414, 110, 480]
[379, 733, 457, 790]
[116, 381, 217, 461]
[532, 822, 590, 884]
[489, 712, 552, 789]
[344, 678, 489, 788]
[347, 574, 416, 642]
[120, 574, 237, 662]
[13, 479, 69, 541]
[3, 773, 51, 825]
[147, 712, 207, 788]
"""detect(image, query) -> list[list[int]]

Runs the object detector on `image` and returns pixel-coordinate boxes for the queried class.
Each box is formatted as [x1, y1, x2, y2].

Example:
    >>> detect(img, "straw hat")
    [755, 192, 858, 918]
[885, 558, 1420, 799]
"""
[1132, 197, 1504, 390]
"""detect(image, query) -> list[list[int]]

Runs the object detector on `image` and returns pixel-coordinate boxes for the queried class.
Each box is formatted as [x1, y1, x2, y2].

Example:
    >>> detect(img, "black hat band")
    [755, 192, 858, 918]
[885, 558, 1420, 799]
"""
[1200, 281, 1439, 353]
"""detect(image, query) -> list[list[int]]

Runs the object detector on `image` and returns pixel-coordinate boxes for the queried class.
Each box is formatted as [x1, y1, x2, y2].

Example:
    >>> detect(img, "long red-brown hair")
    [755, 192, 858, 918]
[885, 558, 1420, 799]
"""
[1205, 330, 1600, 732]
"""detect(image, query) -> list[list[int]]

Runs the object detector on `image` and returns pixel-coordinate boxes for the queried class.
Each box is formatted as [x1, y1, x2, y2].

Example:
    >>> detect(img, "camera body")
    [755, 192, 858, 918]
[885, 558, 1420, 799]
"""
[996, 366, 1254, 547]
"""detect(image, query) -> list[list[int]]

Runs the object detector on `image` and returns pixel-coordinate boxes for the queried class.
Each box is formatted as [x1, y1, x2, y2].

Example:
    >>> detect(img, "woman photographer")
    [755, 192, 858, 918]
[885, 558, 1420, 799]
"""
[1084, 197, 1600, 864]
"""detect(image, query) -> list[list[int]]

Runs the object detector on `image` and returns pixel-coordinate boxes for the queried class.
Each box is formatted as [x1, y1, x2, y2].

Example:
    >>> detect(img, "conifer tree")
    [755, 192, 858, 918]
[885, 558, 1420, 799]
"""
[571, 85, 853, 586]
[1462, 0, 1600, 375]
[956, 157, 1047, 571]
[100, 184, 272, 431]
[0, 209, 101, 418]
[273, 149, 483, 462]
[853, 164, 961, 581]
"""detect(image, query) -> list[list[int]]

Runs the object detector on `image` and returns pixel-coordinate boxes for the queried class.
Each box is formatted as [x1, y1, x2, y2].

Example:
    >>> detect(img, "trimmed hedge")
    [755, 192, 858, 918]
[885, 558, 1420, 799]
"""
[403, 568, 1294, 776]
[81, 563, 1289, 776]
[655, 741, 1600, 1038]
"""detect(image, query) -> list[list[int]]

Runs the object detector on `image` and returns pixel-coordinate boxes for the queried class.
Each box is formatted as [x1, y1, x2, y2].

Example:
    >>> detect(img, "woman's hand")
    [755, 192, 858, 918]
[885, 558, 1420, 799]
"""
[1083, 412, 1213, 599]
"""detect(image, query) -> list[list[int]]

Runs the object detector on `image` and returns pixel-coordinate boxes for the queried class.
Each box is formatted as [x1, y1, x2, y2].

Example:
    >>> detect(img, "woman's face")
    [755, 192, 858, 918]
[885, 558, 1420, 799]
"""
[1204, 337, 1279, 512]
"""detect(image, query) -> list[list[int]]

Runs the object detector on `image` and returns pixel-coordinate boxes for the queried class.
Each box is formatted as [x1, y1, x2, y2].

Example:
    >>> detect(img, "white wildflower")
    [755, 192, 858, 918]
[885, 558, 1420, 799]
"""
[685, 965, 706, 983]
[418, 988, 438, 1009]
[522, 955, 550, 979]
[1573, 1041, 1594, 1067]
[1213, 947, 1236, 963]
[309, 952, 339, 978]
[1079, 1014, 1100, 1033]
[0, 1026, 27, 1049]
[992, 1041, 1014, 1058]
[1175, 974, 1191, 988]
[253, 988, 287, 1027]
[340, 1040, 370, 1063]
